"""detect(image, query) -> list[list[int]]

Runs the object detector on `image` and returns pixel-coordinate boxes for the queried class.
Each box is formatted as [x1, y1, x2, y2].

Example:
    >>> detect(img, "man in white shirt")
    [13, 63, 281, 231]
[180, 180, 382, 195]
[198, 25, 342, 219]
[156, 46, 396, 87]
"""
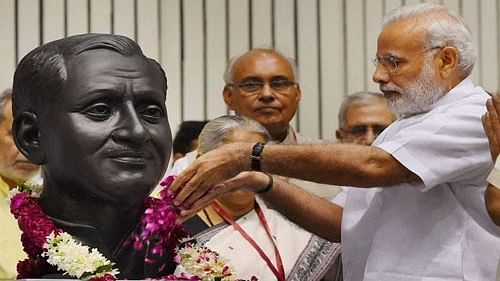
[171, 3, 500, 281]
[171, 48, 340, 199]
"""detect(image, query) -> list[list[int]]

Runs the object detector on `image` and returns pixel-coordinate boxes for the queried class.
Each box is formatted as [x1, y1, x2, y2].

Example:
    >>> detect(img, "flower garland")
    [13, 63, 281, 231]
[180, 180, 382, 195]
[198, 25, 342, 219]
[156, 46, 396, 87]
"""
[9, 183, 119, 280]
[10, 177, 252, 281]
[166, 239, 248, 281]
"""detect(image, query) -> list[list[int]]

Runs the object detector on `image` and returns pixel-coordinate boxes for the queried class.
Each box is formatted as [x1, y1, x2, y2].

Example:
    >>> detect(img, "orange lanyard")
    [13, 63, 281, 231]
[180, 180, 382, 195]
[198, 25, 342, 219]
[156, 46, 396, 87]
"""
[212, 201, 286, 281]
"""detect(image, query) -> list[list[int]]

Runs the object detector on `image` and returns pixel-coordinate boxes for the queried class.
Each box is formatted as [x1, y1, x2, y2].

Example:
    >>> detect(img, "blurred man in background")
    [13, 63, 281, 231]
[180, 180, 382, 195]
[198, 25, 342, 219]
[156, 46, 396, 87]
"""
[336, 91, 395, 146]
[0, 88, 40, 280]
[172, 120, 208, 164]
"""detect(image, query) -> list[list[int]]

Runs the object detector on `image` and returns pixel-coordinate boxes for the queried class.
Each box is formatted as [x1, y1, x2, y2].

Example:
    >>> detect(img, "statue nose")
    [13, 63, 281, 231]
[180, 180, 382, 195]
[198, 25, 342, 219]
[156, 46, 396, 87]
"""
[111, 104, 150, 144]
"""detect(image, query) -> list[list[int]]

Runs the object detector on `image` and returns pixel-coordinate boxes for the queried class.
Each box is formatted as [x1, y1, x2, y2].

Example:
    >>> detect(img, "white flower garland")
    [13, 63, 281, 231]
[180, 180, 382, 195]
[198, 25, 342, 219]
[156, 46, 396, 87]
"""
[9, 185, 119, 280]
[10, 182, 247, 281]
[175, 240, 237, 281]
[42, 232, 119, 279]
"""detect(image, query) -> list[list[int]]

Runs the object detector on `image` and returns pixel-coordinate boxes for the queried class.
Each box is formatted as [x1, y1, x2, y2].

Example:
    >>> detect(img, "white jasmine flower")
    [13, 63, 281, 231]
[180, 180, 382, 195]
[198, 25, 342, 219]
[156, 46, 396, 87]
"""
[42, 231, 119, 279]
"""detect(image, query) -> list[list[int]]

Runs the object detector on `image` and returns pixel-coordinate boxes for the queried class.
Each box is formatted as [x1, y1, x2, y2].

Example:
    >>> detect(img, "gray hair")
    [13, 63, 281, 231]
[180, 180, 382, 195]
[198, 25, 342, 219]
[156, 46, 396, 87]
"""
[0, 89, 12, 120]
[382, 3, 476, 78]
[223, 48, 298, 84]
[197, 115, 271, 155]
[338, 91, 386, 127]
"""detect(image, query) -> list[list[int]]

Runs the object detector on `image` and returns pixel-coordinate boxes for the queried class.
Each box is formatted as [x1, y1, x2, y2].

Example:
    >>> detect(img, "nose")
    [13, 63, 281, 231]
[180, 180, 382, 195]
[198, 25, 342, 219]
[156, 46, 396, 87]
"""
[111, 102, 150, 144]
[258, 83, 276, 101]
[365, 127, 377, 145]
[372, 64, 390, 84]
[362, 127, 377, 145]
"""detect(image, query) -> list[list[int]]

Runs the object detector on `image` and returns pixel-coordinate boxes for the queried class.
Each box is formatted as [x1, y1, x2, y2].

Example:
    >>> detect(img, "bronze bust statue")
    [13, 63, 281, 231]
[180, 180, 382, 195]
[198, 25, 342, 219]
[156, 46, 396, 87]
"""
[12, 33, 175, 279]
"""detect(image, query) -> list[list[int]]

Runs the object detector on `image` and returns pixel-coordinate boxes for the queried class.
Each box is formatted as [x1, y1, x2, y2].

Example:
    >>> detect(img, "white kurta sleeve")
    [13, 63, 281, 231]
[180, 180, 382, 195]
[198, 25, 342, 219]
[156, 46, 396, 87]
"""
[376, 98, 491, 191]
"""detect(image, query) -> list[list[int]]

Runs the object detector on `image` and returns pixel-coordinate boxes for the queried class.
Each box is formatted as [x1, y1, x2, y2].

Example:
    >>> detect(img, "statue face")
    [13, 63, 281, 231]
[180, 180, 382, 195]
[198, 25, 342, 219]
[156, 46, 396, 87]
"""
[38, 49, 171, 204]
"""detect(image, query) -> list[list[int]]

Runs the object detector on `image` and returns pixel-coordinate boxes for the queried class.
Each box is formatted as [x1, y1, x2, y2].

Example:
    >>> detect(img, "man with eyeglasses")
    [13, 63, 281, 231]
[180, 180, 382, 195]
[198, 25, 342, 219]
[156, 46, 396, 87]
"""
[171, 3, 500, 281]
[170, 48, 340, 199]
[336, 92, 395, 146]
[222, 48, 302, 144]
[224, 48, 340, 199]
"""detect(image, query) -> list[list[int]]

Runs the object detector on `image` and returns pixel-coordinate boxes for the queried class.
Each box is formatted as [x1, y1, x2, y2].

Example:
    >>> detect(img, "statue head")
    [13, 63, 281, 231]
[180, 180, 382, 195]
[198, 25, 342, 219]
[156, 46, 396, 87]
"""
[12, 33, 172, 207]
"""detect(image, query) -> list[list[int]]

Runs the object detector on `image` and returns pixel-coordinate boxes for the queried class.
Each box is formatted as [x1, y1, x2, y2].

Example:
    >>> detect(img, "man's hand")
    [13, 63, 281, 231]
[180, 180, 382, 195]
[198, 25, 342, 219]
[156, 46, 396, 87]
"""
[176, 171, 271, 222]
[170, 142, 253, 208]
[482, 93, 500, 161]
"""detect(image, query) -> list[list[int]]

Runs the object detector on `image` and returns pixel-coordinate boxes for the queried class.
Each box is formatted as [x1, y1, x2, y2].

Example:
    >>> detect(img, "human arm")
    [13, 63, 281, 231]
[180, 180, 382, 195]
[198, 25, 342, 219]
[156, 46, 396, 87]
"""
[179, 171, 343, 242]
[171, 142, 418, 206]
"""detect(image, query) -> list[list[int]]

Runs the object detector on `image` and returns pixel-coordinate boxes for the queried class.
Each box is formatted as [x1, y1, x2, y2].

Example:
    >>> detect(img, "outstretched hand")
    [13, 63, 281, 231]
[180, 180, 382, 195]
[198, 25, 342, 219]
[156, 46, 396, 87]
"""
[170, 142, 253, 209]
[483, 93, 500, 161]
[175, 171, 271, 222]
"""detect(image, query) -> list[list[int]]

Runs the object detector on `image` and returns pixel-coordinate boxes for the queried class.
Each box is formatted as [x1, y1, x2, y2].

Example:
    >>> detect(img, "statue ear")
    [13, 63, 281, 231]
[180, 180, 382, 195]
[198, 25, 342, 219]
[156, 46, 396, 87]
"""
[13, 111, 44, 164]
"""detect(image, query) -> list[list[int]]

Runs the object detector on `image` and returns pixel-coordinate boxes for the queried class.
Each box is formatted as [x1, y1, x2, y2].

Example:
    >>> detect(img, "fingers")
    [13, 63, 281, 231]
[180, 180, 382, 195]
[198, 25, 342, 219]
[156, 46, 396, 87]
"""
[490, 96, 500, 138]
[181, 180, 213, 208]
[170, 166, 195, 194]
[483, 112, 494, 144]
[178, 185, 229, 221]
[488, 95, 500, 145]
[484, 97, 500, 161]
[174, 169, 210, 206]
[170, 166, 198, 205]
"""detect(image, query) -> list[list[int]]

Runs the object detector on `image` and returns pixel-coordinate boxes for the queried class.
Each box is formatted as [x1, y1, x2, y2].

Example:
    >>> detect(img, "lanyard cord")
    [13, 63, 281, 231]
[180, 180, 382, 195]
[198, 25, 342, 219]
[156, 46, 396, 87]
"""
[212, 201, 286, 281]
[202, 208, 214, 227]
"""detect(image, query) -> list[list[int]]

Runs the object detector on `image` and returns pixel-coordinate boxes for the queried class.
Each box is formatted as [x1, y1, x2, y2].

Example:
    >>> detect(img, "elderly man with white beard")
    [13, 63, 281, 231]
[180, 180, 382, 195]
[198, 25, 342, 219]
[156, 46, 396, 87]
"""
[171, 3, 500, 281]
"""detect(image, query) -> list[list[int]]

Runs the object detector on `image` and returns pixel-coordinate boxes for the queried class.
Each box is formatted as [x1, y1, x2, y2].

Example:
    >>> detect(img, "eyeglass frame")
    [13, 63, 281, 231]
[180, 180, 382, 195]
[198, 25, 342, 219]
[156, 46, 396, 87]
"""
[338, 125, 388, 139]
[226, 78, 299, 96]
[372, 45, 444, 75]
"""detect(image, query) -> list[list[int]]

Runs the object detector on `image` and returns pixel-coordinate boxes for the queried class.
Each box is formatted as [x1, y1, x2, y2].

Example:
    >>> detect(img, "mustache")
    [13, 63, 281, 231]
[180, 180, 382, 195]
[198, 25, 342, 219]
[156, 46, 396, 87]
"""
[98, 146, 153, 158]
[380, 85, 403, 94]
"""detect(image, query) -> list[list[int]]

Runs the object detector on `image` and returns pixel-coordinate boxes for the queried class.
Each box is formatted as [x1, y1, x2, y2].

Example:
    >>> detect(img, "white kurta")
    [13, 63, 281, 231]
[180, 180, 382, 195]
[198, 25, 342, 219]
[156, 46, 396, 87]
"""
[335, 78, 500, 281]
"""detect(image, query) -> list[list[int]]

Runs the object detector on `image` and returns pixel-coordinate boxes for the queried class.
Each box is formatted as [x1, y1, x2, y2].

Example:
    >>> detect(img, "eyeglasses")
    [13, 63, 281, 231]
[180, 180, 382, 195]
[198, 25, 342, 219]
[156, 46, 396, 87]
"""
[372, 46, 444, 74]
[340, 125, 388, 138]
[227, 79, 297, 96]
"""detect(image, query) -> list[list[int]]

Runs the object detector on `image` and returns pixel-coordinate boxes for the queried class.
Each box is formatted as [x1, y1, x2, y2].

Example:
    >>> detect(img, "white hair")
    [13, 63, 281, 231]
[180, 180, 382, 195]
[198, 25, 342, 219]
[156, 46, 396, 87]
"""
[338, 92, 386, 127]
[381, 50, 446, 117]
[223, 48, 299, 84]
[197, 115, 271, 155]
[383, 3, 476, 78]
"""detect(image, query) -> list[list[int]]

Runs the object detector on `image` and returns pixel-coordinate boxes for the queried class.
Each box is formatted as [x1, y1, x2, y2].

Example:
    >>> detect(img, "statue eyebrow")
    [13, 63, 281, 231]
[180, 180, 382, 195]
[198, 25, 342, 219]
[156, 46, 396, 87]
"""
[67, 88, 125, 108]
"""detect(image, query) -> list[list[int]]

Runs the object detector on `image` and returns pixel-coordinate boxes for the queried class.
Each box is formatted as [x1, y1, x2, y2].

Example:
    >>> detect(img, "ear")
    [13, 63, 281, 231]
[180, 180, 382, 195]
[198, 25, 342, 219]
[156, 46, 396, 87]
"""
[13, 111, 44, 164]
[223, 86, 235, 110]
[437, 46, 459, 79]
[295, 84, 302, 104]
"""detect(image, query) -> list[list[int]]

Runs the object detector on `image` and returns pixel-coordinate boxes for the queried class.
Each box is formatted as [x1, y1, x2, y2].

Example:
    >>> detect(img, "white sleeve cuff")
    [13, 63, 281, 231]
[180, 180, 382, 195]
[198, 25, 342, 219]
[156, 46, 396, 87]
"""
[487, 158, 500, 189]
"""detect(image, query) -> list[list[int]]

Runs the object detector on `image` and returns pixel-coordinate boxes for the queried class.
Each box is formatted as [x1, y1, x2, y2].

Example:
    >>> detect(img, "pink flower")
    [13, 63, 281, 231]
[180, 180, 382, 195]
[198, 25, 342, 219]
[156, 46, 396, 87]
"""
[163, 272, 200, 280]
[90, 273, 117, 281]
[129, 180, 188, 267]
[16, 256, 56, 279]
[160, 175, 176, 188]
[11, 193, 61, 257]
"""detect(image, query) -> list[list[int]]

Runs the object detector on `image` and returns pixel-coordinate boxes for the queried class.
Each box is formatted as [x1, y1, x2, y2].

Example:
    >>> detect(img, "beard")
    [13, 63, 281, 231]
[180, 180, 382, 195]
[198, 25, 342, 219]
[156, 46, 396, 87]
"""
[380, 56, 446, 118]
